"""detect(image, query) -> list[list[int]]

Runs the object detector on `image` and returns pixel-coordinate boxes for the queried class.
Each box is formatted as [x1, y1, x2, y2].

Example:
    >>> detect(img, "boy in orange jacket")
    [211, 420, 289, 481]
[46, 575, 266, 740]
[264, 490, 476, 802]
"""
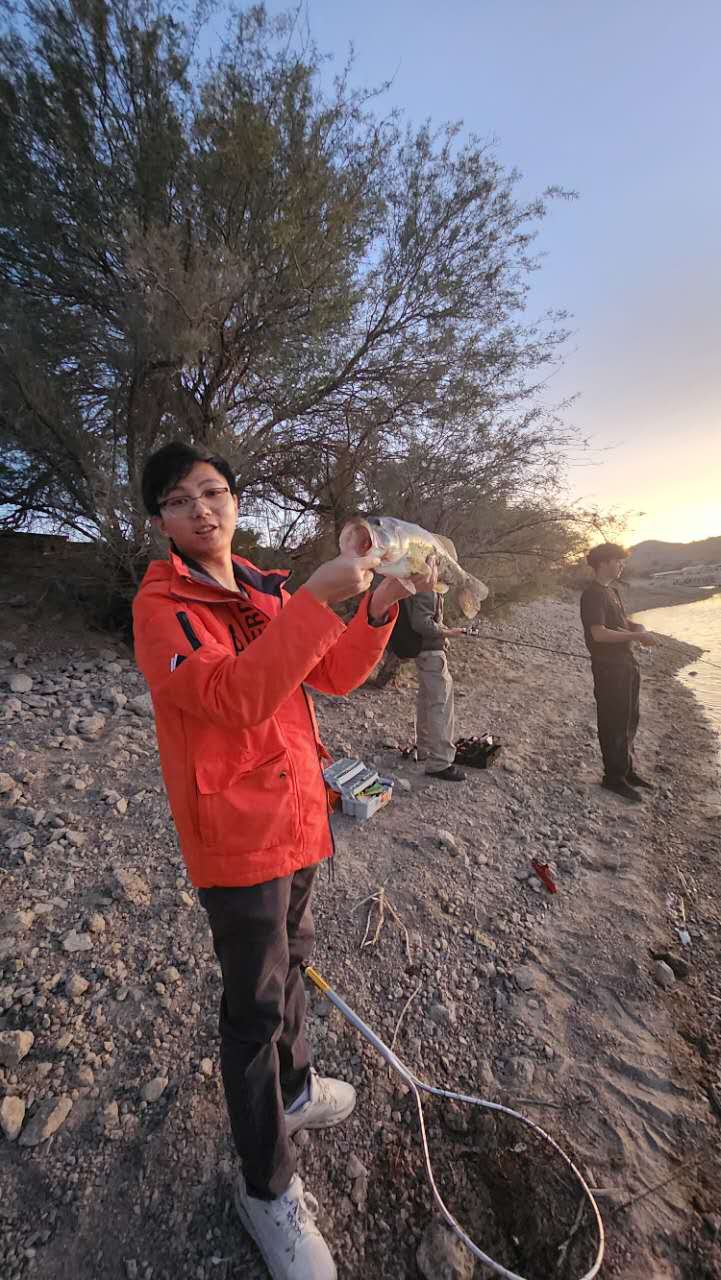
[133, 442, 432, 1280]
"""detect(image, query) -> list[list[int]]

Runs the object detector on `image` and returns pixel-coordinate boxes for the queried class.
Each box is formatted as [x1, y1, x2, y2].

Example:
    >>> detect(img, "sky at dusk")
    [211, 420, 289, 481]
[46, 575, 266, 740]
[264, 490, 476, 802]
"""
[231, 0, 721, 546]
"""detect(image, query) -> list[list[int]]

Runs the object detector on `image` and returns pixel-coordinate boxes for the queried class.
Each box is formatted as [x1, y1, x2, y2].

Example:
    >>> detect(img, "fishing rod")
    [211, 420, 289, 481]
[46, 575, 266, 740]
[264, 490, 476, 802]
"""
[460, 632, 591, 662]
[461, 629, 721, 673]
[303, 964, 605, 1280]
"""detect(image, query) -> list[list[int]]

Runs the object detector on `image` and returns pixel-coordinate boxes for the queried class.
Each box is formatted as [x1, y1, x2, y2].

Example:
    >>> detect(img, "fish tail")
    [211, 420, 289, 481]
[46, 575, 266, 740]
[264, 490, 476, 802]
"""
[457, 573, 489, 619]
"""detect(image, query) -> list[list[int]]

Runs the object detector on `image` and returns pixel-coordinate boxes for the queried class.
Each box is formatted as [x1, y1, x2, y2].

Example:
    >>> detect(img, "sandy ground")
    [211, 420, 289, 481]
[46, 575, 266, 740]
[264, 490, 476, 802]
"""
[0, 591, 720, 1279]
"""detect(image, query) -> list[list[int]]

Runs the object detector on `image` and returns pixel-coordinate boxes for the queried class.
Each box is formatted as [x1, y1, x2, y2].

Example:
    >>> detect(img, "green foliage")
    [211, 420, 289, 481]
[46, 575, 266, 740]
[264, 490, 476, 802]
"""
[0, 0, 578, 586]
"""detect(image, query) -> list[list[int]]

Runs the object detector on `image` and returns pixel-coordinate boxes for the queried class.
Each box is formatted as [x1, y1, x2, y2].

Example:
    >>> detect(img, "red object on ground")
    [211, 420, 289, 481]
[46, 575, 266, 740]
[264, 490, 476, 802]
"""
[531, 860, 558, 894]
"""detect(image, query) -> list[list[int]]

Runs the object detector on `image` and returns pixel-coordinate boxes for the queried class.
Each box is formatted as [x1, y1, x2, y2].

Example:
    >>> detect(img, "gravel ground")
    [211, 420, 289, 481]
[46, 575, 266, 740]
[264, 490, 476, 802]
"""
[0, 594, 720, 1279]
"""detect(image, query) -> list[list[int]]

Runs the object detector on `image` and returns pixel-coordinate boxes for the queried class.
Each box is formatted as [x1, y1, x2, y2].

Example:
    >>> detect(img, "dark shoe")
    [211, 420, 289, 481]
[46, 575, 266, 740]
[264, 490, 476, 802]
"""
[627, 771, 653, 790]
[602, 779, 642, 803]
[427, 764, 466, 782]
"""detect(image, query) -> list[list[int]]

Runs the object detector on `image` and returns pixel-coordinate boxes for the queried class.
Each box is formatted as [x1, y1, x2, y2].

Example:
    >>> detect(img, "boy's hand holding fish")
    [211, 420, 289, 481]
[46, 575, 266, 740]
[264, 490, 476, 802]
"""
[367, 557, 439, 620]
[305, 552, 383, 605]
[303, 546, 437, 619]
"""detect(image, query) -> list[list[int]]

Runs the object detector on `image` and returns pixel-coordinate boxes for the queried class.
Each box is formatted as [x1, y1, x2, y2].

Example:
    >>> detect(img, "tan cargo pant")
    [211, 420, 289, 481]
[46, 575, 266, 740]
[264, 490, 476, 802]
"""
[415, 649, 455, 772]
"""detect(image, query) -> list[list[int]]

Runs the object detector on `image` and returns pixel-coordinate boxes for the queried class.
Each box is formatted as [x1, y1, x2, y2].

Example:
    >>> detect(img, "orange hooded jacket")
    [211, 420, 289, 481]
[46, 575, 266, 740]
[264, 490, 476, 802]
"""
[132, 551, 397, 888]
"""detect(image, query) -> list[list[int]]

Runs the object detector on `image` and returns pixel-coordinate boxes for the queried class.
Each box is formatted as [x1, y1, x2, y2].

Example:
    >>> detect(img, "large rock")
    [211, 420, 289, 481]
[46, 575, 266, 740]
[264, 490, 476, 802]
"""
[654, 961, 675, 990]
[1, 909, 34, 933]
[66, 974, 90, 998]
[0, 1029, 34, 1068]
[515, 966, 536, 991]
[18, 1096, 73, 1146]
[112, 867, 151, 906]
[141, 1076, 168, 1104]
[7, 830, 33, 851]
[417, 1219, 474, 1280]
[428, 1001, 457, 1028]
[435, 829, 461, 856]
[347, 1153, 368, 1180]
[0, 1096, 26, 1141]
[128, 692, 153, 718]
[8, 673, 33, 694]
[77, 714, 106, 741]
[63, 929, 93, 953]
[0, 773, 17, 794]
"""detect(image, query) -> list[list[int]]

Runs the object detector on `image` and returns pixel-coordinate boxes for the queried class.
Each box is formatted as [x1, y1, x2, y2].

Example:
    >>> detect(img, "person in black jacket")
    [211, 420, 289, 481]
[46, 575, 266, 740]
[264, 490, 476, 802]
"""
[580, 544, 658, 802]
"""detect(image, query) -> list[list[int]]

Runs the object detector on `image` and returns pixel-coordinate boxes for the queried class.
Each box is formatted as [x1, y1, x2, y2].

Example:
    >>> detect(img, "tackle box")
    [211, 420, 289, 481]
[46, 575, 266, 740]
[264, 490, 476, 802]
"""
[323, 757, 394, 821]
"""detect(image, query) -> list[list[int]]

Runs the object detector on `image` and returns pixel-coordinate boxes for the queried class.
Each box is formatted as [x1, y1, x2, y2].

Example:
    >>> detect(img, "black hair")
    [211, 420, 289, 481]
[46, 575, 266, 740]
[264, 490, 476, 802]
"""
[141, 441, 237, 516]
[586, 542, 628, 570]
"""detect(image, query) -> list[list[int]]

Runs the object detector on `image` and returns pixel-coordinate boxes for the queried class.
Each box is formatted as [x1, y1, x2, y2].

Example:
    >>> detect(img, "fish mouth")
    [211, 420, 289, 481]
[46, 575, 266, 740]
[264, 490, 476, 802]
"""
[339, 517, 376, 557]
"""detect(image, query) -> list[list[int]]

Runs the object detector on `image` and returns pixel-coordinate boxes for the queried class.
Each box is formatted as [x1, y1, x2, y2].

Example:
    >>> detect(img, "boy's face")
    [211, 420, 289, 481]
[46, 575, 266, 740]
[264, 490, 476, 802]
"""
[598, 556, 625, 581]
[153, 462, 239, 561]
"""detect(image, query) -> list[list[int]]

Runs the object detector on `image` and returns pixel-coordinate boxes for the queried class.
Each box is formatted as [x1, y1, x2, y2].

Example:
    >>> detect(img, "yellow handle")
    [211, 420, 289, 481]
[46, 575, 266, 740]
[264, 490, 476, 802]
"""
[303, 964, 331, 995]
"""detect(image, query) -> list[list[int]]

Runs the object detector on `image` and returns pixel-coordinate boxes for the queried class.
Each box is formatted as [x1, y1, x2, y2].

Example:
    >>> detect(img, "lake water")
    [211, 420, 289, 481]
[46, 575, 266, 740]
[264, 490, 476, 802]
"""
[633, 594, 721, 755]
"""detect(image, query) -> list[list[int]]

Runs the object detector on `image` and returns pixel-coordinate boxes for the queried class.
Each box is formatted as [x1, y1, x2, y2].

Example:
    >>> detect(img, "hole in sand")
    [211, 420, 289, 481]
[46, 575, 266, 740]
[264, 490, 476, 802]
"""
[425, 1103, 601, 1278]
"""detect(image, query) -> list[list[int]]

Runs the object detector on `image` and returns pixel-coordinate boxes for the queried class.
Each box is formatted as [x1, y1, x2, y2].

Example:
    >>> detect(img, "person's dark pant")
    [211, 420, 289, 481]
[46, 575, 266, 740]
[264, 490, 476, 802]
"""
[199, 865, 317, 1199]
[591, 658, 640, 784]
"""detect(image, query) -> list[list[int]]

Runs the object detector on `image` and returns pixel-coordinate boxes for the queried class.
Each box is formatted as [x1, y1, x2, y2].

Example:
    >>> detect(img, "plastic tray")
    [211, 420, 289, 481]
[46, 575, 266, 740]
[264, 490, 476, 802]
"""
[324, 758, 394, 821]
[341, 777, 394, 820]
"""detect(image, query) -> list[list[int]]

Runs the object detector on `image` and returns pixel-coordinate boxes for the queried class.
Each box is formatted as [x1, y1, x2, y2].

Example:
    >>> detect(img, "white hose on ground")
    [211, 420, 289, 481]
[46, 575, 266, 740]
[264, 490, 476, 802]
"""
[304, 964, 605, 1280]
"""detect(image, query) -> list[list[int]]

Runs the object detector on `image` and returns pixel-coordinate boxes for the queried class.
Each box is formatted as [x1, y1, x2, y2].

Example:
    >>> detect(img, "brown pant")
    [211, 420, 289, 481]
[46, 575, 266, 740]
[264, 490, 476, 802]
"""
[415, 649, 456, 772]
[592, 658, 640, 784]
[199, 865, 317, 1198]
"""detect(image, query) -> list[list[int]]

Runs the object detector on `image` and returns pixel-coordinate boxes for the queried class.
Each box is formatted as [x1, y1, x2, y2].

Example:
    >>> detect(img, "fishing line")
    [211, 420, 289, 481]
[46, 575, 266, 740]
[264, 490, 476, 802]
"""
[303, 964, 605, 1280]
[463, 630, 721, 673]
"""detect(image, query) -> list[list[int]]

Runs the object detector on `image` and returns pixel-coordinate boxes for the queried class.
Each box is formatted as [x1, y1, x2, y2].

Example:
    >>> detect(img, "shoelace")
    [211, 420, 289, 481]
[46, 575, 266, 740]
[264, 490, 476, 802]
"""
[283, 1198, 307, 1241]
[313, 1074, 332, 1107]
[277, 1186, 320, 1261]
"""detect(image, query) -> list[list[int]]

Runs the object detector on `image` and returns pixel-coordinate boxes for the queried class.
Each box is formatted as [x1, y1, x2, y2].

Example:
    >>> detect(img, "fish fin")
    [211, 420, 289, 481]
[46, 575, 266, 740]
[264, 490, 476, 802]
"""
[435, 533, 458, 562]
[435, 581, 450, 594]
[400, 579, 417, 596]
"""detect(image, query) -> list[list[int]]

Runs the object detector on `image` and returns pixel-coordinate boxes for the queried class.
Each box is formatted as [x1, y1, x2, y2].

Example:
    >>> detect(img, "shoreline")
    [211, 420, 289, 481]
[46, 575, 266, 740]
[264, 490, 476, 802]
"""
[621, 578, 720, 614]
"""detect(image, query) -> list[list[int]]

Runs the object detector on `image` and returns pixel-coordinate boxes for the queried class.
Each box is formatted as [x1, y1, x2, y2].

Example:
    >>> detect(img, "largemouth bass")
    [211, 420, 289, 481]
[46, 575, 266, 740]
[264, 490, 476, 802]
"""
[339, 515, 489, 619]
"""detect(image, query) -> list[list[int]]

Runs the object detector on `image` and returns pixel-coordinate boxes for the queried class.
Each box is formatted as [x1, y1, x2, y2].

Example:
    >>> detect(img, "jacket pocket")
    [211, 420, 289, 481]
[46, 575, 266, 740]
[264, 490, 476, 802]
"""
[194, 752, 300, 851]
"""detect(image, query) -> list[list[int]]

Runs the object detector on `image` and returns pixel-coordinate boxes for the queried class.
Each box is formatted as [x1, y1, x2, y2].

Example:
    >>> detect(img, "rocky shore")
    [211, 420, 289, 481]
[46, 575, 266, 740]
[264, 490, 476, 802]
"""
[620, 578, 720, 614]
[0, 596, 720, 1279]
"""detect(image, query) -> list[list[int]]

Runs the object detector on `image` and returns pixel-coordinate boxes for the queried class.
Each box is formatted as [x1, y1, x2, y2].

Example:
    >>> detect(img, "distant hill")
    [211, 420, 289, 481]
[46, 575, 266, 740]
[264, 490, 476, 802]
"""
[627, 535, 721, 575]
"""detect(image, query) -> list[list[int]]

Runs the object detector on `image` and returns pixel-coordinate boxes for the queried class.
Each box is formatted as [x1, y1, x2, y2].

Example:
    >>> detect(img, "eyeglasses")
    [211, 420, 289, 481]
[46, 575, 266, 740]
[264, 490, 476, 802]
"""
[159, 485, 231, 516]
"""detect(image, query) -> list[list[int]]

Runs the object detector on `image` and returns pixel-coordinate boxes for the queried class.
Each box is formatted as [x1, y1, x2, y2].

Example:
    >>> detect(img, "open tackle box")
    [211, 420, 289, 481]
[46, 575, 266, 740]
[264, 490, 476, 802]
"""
[323, 757, 394, 821]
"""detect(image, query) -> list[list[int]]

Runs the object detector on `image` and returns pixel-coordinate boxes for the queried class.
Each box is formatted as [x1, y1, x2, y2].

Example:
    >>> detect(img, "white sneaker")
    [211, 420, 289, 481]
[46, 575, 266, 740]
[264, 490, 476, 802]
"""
[235, 1171, 337, 1280]
[285, 1070, 356, 1138]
